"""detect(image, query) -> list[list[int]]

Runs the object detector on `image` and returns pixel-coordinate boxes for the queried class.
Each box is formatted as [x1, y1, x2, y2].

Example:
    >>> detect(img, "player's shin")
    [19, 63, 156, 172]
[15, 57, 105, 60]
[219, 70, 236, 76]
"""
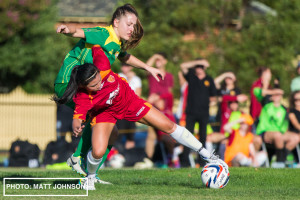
[170, 125, 211, 158]
[87, 150, 102, 177]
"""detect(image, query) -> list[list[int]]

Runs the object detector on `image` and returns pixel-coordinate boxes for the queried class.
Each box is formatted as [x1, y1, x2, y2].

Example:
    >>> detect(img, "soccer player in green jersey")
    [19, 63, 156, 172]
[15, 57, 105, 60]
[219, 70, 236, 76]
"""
[54, 4, 163, 183]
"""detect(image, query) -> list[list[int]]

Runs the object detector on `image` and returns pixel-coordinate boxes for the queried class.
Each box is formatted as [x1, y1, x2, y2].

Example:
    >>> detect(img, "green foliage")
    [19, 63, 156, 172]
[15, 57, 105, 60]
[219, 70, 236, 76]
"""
[0, 0, 72, 93]
[2, 0, 300, 96]
[125, 0, 300, 97]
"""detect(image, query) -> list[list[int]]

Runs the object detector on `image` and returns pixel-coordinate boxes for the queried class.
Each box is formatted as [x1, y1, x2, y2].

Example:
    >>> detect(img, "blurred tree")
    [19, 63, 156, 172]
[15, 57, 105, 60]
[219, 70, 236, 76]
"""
[0, 0, 72, 93]
[118, 0, 300, 97]
[2, 0, 300, 96]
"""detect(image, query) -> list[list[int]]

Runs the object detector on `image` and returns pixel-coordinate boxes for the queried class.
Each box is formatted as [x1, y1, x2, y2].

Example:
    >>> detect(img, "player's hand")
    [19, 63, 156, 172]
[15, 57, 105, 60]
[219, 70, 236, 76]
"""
[72, 119, 85, 137]
[148, 66, 165, 82]
[56, 25, 70, 34]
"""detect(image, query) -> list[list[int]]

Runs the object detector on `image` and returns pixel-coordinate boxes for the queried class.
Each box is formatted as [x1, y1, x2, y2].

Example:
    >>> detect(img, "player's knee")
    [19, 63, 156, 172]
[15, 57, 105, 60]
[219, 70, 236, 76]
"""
[92, 148, 106, 159]
[164, 122, 177, 134]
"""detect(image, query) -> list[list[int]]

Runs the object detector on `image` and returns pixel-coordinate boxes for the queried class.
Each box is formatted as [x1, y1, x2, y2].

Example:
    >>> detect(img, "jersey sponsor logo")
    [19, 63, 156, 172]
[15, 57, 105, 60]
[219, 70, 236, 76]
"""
[204, 80, 210, 87]
[136, 106, 145, 117]
[100, 82, 105, 90]
[107, 75, 115, 83]
[106, 84, 119, 105]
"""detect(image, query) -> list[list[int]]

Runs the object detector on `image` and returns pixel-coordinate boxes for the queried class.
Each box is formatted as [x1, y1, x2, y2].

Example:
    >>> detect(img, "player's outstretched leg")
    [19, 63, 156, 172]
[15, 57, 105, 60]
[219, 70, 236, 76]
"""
[139, 107, 228, 168]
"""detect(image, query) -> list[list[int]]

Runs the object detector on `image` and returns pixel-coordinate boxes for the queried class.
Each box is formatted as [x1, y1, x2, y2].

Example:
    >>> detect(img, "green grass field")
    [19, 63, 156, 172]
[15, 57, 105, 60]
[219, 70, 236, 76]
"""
[1, 167, 300, 199]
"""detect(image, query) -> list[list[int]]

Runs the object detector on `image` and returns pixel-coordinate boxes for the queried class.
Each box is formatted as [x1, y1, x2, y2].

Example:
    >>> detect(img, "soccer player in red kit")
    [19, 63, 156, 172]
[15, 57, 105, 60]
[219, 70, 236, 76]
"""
[53, 45, 227, 190]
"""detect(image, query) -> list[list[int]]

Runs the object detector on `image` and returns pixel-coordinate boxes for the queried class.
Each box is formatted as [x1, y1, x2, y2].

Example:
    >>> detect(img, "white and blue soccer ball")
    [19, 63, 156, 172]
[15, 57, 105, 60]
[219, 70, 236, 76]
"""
[201, 162, 230, 189]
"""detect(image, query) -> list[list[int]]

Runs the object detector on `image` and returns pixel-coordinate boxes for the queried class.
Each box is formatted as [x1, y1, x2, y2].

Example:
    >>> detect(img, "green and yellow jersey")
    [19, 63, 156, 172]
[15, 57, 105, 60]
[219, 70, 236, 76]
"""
[55, 25, 127, 84]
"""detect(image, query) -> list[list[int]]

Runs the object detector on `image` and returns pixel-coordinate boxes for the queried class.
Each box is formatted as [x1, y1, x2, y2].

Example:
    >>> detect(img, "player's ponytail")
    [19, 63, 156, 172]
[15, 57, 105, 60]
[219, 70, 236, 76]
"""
[111, 3, 144, 51]
[52, 64, 99, 104]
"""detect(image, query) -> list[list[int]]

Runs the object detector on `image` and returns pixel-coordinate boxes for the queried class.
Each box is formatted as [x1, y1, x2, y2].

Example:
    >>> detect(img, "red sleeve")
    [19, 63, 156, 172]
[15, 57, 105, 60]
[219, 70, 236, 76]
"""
[73, 92, 93, 121]
[221, 95, 238, 113]
[92, 45, 111, 71]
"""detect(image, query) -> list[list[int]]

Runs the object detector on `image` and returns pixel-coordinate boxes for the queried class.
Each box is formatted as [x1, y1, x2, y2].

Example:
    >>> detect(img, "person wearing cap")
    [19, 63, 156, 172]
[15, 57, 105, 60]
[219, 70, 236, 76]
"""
[290, 63, 300, 92]
[223, 114, 267, 167]
[180, 58, 217, 167]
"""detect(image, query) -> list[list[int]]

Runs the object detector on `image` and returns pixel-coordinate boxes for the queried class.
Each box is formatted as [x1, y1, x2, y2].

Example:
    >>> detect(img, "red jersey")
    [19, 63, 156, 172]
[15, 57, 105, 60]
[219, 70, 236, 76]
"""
[220, 95, 238, 133]
[250, 79, 262, 120]
[73, 46, 151, 124]
[148, 72, 174, 111]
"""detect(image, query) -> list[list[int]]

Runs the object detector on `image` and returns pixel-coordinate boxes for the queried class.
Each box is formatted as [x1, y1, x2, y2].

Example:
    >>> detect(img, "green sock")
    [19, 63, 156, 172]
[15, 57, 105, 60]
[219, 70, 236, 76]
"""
[96, 145, 113, 173]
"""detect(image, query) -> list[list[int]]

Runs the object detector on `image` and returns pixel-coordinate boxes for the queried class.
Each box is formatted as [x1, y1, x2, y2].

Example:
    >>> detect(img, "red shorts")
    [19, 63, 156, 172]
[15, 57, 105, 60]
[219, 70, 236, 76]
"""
[91, 99, 152, 127]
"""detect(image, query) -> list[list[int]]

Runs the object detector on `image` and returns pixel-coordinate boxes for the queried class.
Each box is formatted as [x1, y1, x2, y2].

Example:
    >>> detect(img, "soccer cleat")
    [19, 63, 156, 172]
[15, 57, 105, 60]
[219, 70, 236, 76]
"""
[94, 176, 112, 184]
[81, 176, 96, 190]
[67, 154, 87, 176]
[200, 150, 229, 169]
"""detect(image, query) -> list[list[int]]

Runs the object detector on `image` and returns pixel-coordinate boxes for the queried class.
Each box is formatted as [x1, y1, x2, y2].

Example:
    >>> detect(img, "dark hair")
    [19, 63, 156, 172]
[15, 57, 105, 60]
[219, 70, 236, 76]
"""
[110, 4, 144, 51]
[289, 91, 300, 109]
[157, 52, 168, 59]
[52, 64, 99, 104]
[195, 65, 204, 69]
[220, 71, 236, 91]
[257, 66, 270, 76]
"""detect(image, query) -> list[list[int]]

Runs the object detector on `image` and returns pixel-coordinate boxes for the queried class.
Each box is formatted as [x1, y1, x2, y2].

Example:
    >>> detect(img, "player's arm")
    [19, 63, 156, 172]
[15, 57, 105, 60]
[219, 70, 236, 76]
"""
[120, 54, 164, 82]
[92, 45, 111, 71]
[56, 25, 85, 38]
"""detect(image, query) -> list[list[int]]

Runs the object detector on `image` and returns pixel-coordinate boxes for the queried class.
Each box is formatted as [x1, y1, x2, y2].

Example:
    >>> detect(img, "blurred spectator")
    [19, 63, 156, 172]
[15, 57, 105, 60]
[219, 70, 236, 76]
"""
[206, 95, 247, 160]
[287, 91, 300, 163]
[214, 71, 241, 130]
[256, 91, 288, 168]
[116, 63, 142, 150]
[146, 53, 174, 111]
[152, 97, 178, 168]
[145, 53, 174, 159]
[175, 71, 188, 126]
[290, 63, 300, 92]
[180, 58, 217, 167]
[250, 67, 283, 131]
[219, 95, 248, 134]
[223, 114, 267, 167]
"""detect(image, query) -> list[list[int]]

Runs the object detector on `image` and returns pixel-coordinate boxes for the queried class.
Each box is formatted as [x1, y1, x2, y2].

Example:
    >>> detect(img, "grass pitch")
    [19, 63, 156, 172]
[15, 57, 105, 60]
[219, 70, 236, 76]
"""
[1, 167, 300, 199]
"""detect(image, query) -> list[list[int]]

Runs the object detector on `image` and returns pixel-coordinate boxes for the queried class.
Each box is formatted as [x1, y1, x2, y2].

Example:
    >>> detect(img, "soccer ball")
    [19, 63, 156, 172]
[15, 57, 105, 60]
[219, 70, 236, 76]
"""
[201, 163, 230, 189]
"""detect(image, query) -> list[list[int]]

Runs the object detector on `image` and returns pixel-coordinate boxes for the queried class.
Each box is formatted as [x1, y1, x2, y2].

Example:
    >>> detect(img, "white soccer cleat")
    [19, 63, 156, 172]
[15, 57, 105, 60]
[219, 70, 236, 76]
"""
[94, 176, 112, 184]
[200, 150, 229, 169]
[81, 176, 96, 190]
[67, 154, 87, 176]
